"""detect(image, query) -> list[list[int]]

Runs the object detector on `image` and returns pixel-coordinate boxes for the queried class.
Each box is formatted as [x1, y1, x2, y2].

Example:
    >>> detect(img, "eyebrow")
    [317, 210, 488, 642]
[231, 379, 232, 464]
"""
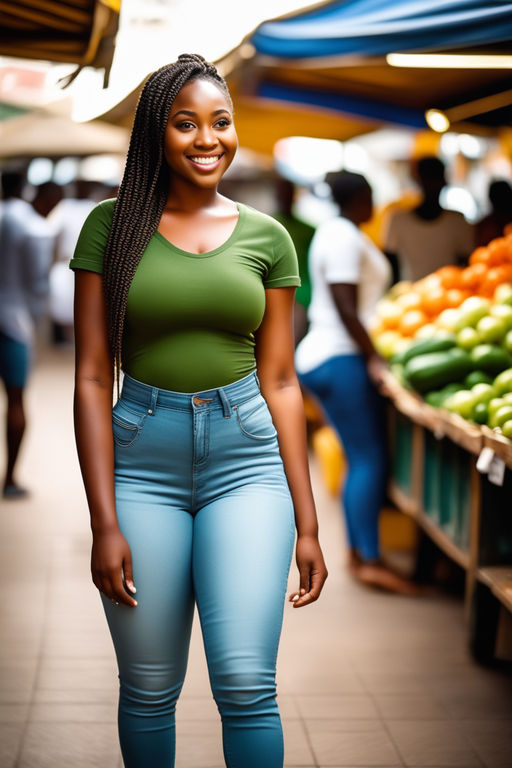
[171, 108, 231, 119]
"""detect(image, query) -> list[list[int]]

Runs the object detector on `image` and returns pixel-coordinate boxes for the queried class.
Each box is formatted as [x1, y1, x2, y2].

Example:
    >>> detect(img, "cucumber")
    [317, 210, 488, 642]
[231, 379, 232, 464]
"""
[404, 348, 473, 393]
[401, 334, 456, 365]
[470, 344, 512, 374]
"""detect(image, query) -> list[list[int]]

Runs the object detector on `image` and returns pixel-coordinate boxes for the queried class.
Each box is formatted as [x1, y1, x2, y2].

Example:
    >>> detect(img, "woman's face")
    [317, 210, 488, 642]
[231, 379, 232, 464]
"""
[164, 78, 238, 188]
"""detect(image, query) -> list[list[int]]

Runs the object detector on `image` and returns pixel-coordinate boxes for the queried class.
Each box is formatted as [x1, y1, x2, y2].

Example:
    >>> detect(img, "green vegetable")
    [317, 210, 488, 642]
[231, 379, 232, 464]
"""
[401, 335, 456, 365]
[470, 344, 512, 374]
[472, 402, 489, 424]
[425, 390, 444, 408]
[464, 370, 493, 388]
[404, 348, 473, 394]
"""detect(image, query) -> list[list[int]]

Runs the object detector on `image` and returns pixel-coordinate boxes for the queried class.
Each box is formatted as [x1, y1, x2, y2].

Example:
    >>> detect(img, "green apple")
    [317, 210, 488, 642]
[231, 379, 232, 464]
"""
[471, 383, 495, 405]
[503, 330, 512, 354]
[476, 315, 507, 344]
[493, 368, 512, 396]
[456, 296, 492, 329]
[488, 397, 506, 421]
[489, 404, 512, 429]
[490, 303, 512, 330]
[457, 327, 481, 351]
[444, 389, 477, 419]
[494, 283, 512, 306]
[501, 419, 512, 439]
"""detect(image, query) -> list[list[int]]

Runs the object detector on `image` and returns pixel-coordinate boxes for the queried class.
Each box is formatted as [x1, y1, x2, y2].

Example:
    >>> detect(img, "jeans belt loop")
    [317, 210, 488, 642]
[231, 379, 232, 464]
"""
[218, 387, 232, 418]
[148, 387, 158, 416]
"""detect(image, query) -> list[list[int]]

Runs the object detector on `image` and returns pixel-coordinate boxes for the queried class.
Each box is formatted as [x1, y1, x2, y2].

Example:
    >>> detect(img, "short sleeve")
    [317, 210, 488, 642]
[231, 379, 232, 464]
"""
[264, 221, 301, 289]
[69, 198, 116, 274]
[317, 219, 363, 285]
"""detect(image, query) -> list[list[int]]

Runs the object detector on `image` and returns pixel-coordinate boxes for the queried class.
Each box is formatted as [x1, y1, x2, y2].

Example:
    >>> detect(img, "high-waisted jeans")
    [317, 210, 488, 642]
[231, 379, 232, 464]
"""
[299, 354, 388, 561]
[101, 371, 295, 768]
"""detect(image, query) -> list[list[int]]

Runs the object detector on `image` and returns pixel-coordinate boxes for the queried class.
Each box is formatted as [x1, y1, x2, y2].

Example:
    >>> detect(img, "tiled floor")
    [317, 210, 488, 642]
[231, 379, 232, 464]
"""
[1, 345, 511, 768]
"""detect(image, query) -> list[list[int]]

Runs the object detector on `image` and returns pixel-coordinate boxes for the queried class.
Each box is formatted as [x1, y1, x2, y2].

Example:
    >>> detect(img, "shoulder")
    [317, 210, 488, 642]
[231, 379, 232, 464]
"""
[313, 216, 359, 245]
[240, 203, 294, 241]
[84, 197, 116, 226]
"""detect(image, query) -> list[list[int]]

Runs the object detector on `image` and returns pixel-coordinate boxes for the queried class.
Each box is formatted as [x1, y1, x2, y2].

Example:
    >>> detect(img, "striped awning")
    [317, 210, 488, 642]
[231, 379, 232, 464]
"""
[0, 0, 121, 86]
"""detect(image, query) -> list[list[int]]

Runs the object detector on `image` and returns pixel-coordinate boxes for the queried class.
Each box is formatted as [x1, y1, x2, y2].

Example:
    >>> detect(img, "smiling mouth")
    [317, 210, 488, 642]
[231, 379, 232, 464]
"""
[187, 153, 224, 168]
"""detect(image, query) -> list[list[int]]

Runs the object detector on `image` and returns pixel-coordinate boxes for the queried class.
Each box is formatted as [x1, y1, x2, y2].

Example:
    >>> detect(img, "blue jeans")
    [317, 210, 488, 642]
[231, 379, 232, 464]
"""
[102, 372, 295, 768]
[299, 354, 388, 561]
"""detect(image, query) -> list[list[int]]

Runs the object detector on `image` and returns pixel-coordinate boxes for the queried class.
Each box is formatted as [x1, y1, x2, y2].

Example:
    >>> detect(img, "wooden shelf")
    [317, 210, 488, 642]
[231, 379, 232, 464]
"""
[388, 480, 419, 517]
[477, 567, 512, 613]
[416, 510, 470, 571]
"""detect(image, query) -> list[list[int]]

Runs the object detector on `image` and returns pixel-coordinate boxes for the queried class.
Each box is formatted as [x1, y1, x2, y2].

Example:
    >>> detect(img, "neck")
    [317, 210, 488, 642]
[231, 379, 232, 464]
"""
[166, 177, 220, 212]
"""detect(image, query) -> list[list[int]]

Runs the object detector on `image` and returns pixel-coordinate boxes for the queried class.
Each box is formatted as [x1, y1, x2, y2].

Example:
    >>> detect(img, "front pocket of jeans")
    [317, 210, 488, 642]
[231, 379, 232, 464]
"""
[112, 402, 146, 447]
[235, 398, 277, 441]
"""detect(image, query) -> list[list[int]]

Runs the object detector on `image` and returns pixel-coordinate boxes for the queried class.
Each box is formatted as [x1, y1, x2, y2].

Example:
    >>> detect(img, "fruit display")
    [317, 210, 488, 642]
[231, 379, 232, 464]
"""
[370, 233, 512, 439]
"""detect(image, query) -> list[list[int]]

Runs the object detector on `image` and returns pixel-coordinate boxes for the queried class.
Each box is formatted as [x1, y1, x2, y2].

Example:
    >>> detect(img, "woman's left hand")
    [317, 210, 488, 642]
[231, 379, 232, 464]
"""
[289, 534, 328, 608]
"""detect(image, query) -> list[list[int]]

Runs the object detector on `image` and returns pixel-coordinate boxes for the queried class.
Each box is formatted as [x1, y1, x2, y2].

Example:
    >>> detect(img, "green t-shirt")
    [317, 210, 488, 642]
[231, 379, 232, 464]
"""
[70, 199, 300, 392]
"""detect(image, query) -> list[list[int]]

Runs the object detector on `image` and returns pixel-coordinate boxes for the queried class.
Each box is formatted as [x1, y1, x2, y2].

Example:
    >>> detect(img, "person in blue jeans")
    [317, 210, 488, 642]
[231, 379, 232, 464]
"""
[71, 54, 327, 768]
[296, 171, 417, 595]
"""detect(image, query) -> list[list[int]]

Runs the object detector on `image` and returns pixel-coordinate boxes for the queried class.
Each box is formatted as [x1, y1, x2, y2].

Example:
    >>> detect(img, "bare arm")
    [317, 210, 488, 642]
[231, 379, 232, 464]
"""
[73, 270, 137, 607]
[330, 282, 388, 388]
[255, 287, 327, 608]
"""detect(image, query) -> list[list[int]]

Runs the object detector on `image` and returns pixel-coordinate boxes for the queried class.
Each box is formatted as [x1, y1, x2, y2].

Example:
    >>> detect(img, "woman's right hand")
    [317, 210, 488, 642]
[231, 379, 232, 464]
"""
[91, 527, 138, 607]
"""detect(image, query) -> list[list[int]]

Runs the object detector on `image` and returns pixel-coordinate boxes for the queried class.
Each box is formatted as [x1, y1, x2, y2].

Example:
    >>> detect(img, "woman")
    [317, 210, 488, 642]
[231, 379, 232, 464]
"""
[71, 54, 327, 768]
[296, 171, 416, 594]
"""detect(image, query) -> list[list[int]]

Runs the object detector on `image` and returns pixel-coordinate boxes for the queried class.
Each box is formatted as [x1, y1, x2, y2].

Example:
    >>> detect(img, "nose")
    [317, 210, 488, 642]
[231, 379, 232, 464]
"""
[194, 125, 217, 148]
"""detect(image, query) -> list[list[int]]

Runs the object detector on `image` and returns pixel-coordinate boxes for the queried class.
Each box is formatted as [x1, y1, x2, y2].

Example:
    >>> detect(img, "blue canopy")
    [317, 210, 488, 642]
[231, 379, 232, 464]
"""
[251, 0, 512, 58]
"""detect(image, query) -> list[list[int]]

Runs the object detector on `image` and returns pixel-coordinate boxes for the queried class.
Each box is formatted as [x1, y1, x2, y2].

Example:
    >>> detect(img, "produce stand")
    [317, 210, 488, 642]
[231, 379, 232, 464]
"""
[383, 371, 512, 663]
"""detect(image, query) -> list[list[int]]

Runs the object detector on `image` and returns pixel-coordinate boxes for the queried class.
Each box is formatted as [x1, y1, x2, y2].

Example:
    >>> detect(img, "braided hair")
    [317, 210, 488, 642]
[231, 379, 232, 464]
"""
[103, 54, 232, 389]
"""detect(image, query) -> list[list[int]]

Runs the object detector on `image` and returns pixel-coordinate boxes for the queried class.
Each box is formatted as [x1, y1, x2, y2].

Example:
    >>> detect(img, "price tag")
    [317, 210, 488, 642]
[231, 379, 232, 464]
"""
[476, 446, 495, 474]
[488, 455, 506, 487]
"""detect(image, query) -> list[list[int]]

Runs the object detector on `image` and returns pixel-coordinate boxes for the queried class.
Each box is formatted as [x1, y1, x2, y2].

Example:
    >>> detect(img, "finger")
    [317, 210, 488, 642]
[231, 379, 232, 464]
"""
[288, 591, 300, 603]
[123, 558, 136, 595]
[112, 571, 138, 607]
[292, 569, 327, 608]
[299, 566, 310, 595]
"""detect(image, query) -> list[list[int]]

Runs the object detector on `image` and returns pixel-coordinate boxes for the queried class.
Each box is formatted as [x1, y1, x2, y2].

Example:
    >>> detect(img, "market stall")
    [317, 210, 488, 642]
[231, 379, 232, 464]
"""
[371, 234, 512, 663]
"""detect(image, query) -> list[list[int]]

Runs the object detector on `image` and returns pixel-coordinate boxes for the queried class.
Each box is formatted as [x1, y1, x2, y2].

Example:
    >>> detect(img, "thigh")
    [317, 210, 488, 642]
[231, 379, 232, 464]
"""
[312, 355, 386, 455]
[103, 489, 195, 688]
[192, 486, 295, 673]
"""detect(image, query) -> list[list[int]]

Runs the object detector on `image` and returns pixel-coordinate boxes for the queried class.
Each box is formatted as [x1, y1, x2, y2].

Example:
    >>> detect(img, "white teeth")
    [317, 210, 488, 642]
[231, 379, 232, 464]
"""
[189, 155, 220, 165]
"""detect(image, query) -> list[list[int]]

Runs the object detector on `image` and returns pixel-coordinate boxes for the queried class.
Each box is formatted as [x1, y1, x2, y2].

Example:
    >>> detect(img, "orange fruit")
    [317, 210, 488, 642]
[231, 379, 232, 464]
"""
[421, 286, 447, 317]
[395, 291, 423, 311]
[478, 266, 512, 297]
[469, 247, 492, 266]
[436, 265, 462, 289]
[460, 263, 486, 290]
[445, 288, 468, 309]
[488, 237, 511, 266]
[399, 309, 429, 337]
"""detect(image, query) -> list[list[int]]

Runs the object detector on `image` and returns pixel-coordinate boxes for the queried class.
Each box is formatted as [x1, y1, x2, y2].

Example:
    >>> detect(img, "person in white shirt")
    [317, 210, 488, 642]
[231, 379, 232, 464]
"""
[384, 156, 474, 282]
[0, 172, 61, 498]
[296, 171, 418, 594]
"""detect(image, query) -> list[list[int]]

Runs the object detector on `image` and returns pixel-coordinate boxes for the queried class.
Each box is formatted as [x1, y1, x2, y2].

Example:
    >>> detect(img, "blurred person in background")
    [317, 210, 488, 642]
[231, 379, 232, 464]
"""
[384, 156, 474, 281]
[476, 179, 512, 246]
[273, 177, 315, 344]
[48, 178, 98, 344]
[296, 170, 417, 594]
[0, 172, 61, 498]
[71, 54, 327, 768]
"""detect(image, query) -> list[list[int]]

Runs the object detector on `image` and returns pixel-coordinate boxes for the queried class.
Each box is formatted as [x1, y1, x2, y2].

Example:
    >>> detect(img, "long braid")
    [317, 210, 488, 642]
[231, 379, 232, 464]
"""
[102, 54, 232, 392]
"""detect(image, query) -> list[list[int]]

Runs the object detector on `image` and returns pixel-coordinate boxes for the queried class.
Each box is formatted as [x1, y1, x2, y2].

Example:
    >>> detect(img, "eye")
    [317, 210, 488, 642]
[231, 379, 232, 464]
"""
[177, 120, 195, 130]
[215, 118, 231, 128]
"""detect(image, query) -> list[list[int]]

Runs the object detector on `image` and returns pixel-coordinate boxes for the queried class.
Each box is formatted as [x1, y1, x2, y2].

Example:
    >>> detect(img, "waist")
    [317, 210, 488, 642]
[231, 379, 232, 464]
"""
[120, 370, 261, 413]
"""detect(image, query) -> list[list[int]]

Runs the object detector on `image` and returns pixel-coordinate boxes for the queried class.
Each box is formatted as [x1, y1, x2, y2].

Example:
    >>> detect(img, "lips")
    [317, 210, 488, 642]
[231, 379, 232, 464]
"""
[186, 153, 224, 171]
